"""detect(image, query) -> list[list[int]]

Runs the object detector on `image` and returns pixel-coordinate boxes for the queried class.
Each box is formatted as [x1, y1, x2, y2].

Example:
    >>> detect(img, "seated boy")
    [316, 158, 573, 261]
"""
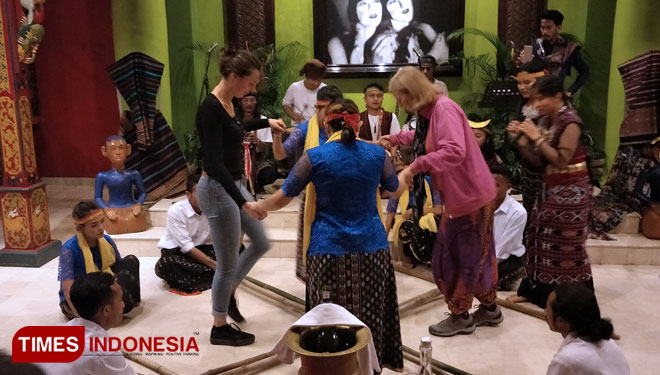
[40, 272, 136, 375]
[58, 201, 140, 319]
[155, 174, 216, 295]
[385, 172, 443, 266]
[491, 165, 527, 290]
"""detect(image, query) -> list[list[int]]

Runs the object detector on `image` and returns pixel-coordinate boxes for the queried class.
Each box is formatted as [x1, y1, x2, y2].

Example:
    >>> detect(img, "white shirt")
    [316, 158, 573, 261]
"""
[39, 318, 136, 375]
[254, 115, 272, 143]
[367, 112, 400, 140]
[282, 80, 326, 125]
[547, 333, 630, 375]
[157, 199, 210, 253]
[493, 194, 527, 260]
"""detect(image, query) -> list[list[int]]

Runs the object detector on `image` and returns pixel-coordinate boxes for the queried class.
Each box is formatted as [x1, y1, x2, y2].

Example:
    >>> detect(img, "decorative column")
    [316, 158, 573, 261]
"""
[498, 0, 547, 48]
[0, 0, 60, 267]
[224, 0, 275, 49]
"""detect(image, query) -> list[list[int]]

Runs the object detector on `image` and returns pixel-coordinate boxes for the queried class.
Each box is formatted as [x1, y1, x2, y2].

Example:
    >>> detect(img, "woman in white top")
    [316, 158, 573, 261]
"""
[545, 283, 630, 375]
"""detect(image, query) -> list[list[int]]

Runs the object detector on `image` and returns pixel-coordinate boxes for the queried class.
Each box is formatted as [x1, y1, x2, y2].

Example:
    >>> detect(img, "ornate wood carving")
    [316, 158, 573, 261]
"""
[224, 0, 275, 49]
[498, 0, 547, 48]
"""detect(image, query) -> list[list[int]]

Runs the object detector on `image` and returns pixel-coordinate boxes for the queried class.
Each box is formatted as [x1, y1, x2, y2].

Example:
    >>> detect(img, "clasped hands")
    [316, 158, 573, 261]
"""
[242, 201, 267, 220]
[506, 119, 541, 145]
[268, 118, 287, 135]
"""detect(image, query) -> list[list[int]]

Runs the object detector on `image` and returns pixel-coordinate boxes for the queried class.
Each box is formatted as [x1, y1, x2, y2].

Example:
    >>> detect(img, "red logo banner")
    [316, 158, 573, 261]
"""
[12, 326, 85, 363]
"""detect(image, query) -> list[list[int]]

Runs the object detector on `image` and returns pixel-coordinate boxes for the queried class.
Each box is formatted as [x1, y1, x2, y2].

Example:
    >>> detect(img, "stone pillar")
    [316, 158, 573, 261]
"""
[0, 0, 60, 267]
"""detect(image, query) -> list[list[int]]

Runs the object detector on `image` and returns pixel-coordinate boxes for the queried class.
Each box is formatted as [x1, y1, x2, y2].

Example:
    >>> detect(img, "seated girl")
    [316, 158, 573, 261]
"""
[58, 201, 140, 320]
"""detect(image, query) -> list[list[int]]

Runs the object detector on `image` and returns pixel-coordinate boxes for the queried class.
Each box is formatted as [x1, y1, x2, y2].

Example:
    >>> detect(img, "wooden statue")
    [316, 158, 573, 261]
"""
[95, 136, 149, 234]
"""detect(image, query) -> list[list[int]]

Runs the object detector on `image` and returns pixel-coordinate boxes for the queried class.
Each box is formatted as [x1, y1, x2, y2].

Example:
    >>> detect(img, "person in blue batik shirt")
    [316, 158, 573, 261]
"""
[94, 136, 148, 234]
[58, 201, 140, 320]
[258, 99, 406, 371]
[272, 85, 343, 282]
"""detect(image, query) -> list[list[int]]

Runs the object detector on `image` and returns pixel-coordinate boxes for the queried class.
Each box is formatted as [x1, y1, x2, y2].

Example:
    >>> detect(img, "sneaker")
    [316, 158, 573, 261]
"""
[471, 304, 504, 327]
[428, 313, 476, 337]
[210, 323, 255, 346]
[228, 295, 245, 323]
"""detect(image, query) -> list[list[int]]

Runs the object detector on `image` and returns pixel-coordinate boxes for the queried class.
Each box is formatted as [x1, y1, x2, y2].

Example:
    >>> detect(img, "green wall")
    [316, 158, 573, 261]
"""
[548, 0, 617, 157]
[111, 0, 173, 127]
[605, 0, 660, 162]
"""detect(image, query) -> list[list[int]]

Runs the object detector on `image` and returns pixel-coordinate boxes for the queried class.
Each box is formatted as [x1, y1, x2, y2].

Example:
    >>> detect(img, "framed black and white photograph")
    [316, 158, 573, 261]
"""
[314, 0, 465, 77]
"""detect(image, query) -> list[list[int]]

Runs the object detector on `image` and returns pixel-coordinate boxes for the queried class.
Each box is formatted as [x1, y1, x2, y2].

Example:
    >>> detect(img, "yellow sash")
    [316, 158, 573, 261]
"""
[302, 130, 384, 265]
[391, 180, 437, 247]
[76, 232, 116, 275]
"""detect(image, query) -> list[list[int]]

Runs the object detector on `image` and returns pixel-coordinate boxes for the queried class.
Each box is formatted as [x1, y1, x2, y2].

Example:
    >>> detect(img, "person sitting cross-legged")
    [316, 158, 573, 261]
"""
[155, 173, 219, 297]
[58, 201, 140, 320]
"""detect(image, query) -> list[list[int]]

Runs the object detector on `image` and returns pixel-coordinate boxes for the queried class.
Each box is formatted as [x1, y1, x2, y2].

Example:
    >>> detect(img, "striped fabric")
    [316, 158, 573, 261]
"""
[107, 52, 164, 150]
[108, 52, 188, 202]
[120, 112, 188, 202]
[618, 50, 660, 145]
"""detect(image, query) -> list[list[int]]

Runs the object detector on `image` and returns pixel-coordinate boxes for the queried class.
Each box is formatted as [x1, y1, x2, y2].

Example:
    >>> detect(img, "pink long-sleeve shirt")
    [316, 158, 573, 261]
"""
[391, 95, 495, 218]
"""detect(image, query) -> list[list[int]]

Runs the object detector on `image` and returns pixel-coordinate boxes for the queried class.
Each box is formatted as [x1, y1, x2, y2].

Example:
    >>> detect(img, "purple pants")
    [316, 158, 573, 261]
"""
[431, 203, 498, 315]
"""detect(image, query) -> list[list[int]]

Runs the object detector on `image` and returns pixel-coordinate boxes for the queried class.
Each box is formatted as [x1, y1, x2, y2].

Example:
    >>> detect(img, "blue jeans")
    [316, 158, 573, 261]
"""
[197, 176, 270, 317]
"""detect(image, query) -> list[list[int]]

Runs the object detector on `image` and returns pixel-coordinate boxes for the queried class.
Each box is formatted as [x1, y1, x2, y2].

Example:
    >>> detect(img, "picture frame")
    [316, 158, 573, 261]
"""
[313, 0, 465, 77]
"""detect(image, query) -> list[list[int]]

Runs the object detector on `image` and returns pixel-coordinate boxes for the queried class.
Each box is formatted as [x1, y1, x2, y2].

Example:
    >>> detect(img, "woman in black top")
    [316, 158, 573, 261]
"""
[195, 49, 286, 346]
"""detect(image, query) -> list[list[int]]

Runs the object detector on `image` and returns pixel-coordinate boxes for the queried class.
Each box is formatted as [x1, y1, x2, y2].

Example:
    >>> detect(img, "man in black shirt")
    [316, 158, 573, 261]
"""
[529, 10, 589, 96]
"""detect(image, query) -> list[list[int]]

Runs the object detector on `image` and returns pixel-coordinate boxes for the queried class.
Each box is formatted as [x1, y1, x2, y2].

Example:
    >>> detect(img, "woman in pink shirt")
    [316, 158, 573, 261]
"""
[381, 67, 500, 337]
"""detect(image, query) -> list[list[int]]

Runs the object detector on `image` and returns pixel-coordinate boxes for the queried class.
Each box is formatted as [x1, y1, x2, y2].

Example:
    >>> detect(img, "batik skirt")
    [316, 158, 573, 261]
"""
[306, 249, 403, 371]
[155, 244, 216, 294]
[519, 173, 593, 307]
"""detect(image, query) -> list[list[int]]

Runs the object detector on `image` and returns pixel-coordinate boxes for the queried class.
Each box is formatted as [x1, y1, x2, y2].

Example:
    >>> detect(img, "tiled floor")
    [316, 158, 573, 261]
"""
[1, 180, 659, 374]
[2, 258, 659, 374]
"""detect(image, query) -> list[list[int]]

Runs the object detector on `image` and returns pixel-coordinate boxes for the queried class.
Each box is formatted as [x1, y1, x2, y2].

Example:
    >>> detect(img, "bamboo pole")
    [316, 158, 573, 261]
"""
[219, 356, 281, 375]
[244, 276, 305, 306]
[495, 297, 546, 320]
[199, 352, 276, 375]
[398, 289, 443, 317]
[242, 280, 305, 314]
[122, 351, 180, 375]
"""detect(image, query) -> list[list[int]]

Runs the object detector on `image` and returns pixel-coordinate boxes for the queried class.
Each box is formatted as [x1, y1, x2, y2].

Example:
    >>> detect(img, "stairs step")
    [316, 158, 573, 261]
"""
[112, 227, 298, 258]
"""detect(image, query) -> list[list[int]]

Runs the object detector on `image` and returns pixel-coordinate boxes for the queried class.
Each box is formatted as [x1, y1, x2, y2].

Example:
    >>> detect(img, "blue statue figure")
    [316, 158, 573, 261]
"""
[95, 136, 149, 234]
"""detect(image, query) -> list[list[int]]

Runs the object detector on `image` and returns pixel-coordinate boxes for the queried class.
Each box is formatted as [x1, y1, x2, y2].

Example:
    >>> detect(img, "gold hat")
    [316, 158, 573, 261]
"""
[285, 325, 371, 375]
[285, 325, 370, 357]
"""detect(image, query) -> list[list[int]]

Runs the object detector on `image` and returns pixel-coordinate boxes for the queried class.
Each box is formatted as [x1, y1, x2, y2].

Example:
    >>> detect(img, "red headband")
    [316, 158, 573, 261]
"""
[325, 111, 360, 133]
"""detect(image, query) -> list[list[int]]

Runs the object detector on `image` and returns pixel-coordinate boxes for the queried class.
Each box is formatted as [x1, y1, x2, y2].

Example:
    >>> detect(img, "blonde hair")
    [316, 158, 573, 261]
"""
[388, 66, 440, 111]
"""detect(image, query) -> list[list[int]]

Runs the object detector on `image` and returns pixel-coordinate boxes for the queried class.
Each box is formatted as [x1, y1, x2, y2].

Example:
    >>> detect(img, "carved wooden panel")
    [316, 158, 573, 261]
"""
[224, 0, 275, 49]
[498, 0, 547, 48]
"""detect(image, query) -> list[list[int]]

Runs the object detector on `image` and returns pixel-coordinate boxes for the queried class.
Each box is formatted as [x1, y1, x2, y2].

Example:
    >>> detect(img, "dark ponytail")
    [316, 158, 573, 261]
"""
[552, 283, 614, 342]
[325, 98, 360, 145]
[341, 124, 356, 145]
